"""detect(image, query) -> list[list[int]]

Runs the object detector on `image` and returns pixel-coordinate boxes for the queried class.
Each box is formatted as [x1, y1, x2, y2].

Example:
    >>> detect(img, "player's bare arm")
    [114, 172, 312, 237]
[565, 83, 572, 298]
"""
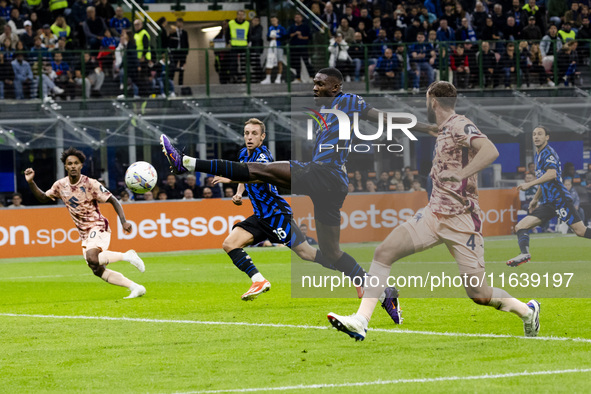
[528, 187, 542, 212]
[366, 108, 438, 137]
[213, 175, 264, 185]
[232, 183, 245, 206]
[24, 168, 53, 204]
[107, 195, 132, 233]
[517, 169, 557, 191]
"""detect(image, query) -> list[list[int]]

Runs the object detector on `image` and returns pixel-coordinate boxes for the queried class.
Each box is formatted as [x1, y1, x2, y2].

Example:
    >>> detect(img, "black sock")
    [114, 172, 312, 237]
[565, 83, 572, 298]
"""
[313, 249, 337, 271]
[228, 248, 259, 278]
[585, 228, 591, 239]
[194, 159, 250, 182]
[517, 229, 530, 254]
[333, 252, 366, 282]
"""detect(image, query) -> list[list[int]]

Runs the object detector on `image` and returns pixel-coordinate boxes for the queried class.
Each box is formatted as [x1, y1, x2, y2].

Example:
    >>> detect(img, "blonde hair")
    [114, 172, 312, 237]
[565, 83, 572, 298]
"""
[244, 118, 266, 134]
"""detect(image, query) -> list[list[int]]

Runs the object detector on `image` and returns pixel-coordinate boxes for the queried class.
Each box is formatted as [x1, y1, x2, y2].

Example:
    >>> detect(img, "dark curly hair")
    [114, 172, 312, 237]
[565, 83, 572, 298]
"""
[60, 147, 86, 164]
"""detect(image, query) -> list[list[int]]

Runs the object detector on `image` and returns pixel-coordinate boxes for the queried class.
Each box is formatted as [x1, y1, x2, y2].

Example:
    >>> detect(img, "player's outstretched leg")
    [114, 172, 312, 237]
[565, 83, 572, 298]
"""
[98, 250, 145, 272]
[86, 249, 146, 299]
[160, 134, 290, 188]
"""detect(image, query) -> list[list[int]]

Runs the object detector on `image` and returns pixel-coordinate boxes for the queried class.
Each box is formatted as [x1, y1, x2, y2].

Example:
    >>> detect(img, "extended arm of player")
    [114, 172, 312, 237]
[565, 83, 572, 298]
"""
[457, 138, 499, 180]
[518, 169, 557, 191]
[107, 195, 131, 231]
[24, 168, 53, 204]
[366, 108, 439, 137]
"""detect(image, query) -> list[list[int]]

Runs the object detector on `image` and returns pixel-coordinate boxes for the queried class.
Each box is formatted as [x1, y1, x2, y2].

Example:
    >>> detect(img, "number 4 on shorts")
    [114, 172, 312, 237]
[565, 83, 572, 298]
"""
[466, 234, 476, 250]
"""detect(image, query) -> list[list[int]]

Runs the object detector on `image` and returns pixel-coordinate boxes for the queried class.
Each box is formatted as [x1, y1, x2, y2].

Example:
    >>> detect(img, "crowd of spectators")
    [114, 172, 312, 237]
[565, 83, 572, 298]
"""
[0, 0, 188, 100]
[215, 1, 591, 90]
[346, 167, 428, 193]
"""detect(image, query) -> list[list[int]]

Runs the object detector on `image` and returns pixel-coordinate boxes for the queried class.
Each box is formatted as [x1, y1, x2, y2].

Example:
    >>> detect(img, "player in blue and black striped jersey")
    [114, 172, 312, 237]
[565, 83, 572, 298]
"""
[214, 118, 346, 301]
[160, 68, 434, 316]
[508, 126, 591, 267]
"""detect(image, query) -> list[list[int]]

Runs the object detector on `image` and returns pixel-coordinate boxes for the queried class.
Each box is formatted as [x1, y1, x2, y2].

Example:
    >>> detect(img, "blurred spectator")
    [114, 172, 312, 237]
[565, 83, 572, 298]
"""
[565, 2, 583, 29]
[204, 176, 222, 198]
[49, 0, 68, 19]
[183, 188, 194, 200]
[0, 51, 14, 98]
[8, 8, 24, 35]
[299, 223, 317, 245]
[8, 192, 25, 208]
[518, 40, 531, 87]
[98, 28, 118, 73]
[367, 17, 382, 43]
[183, 174, 202, 198]
[507, 0, 525, 27]
[163, 173, 183, 199]
[116, 29, 142, 98]
[40, 24, 57, 50]
[133, 19, 150, 63]
[51, 51, 75, 99]
[376, 171, 390, 191]
[157, 191, 167, 200]
[74, 52, 104, 98]
[154, 53, 176, 98]
[578, 17, 591, 60]
[30, 36, 50, 62]
[224, 186, 234, 197]
[366, 179, 377, 192]
[143, 190, 154, 201]
[352, 170, 365, 192]
[405, 17, 422, 43]
[226, 10, 249, 83]
[336, 17, 355, 43]
[169, 18, 188, 86]
[109, 6, 131, 37]
[499, 42, 517, 88]
[473, 2, 488, 38]
[529, 42, 554, 86]
[328, 33, 353, 81]
[347, 182, 355, 193]
[119, 190, 131, 202]
[260, 16, 285, 84]
[69, 0, 87, 47]
[558, 21, 576, 44]
[436, 18, 455, 46]
[0, 0, 13, 22]
[348, 31, 365, 81]
[287, 13, 314, 83]
[455, 17, 477, 42]
[557, 40, 578, 86]
[503, 16, 522, 41]
[523, 0, 545, 31]
[12, 53, 34, 99]
[564, 178, 585, 223]
[480, 16, 501, 42]
[491, 4, 506, 35]
[155, 17, 168, 51]
[403, 167, 415, 190]
[370, 28, 389, 63]
[202, 187, 213, 199]
[95, 0, 115, 22]
[412, 179, 426, 192]
[374, 47, 400, 90]
[519, 172, 538, 210]
[391, 169, 403, 188]
[83, 6, 107, 51]
[51, 16, 71, 46]
[0, 25, 18, 49]
[248, 16, 264, 82]
[521, 16, 543, 40]
[527, 162, 535, 173]
[19, 20, 34, 49]
[321, 2, 339, 35]
[451, 44, 470, 89]
[410, 31, 436, 93]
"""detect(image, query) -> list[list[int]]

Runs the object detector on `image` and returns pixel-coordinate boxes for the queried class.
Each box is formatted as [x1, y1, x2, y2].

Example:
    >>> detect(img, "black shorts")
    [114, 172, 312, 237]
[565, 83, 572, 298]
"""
[233, 214, 306, 248]
[530, 201, 581, 226]
[291, 160, 348, 226]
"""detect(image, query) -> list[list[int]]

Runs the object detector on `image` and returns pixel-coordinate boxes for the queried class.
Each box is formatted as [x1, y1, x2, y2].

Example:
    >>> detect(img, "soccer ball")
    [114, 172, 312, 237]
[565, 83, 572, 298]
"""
[125, 161, 157, 194]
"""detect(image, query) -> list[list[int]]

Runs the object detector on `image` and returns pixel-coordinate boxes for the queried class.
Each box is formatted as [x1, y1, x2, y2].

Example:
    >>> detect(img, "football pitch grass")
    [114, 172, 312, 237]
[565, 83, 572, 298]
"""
[1, 235, 591, 393]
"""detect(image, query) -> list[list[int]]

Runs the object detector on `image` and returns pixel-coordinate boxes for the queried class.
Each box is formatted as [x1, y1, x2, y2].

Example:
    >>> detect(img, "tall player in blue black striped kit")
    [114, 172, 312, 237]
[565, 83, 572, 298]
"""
[508, 126, 591, 266]
[160, 68, 434, 323]
[214, 118, 335, 300]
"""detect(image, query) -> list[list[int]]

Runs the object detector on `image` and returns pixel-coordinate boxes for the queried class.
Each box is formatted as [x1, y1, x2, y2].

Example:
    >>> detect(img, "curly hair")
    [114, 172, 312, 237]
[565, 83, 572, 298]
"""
[60, 147, 86, 164]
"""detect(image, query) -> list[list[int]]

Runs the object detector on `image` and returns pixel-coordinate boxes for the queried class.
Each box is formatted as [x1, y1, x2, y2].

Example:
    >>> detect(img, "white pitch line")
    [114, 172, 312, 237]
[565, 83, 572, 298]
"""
[177, 368, 591, 394]
[1, 313, 591, 344]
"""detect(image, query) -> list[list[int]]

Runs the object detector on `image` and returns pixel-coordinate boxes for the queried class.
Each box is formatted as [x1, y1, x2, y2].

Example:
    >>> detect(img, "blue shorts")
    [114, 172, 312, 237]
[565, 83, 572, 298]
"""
[233, 214, 305, 248]
[290, 160, 348, 226]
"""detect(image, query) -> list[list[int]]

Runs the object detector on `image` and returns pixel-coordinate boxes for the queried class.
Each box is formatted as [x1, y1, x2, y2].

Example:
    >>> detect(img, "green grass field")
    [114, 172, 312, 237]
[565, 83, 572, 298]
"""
[1, 235, 591, 393]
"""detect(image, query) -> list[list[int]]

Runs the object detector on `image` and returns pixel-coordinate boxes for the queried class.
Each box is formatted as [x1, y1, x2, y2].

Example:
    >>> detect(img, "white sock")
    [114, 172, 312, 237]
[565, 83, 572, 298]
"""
[251, 272, 265, 283]
[98, 251, 125, 265]
[357, 260, 391, 322]
[183, 156, 196, 172]
[489, 288, 531, 318]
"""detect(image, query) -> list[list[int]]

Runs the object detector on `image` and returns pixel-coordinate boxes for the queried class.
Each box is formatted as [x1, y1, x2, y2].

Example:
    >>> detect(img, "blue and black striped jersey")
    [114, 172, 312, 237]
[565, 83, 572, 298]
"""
[239, 145, 292, 219]
[312, 92, 372, 186]
[535, 144, 572, 205]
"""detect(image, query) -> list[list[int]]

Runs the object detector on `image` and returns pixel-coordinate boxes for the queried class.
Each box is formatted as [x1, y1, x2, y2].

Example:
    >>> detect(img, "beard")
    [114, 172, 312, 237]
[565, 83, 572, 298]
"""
[427, 101, 437, 123]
